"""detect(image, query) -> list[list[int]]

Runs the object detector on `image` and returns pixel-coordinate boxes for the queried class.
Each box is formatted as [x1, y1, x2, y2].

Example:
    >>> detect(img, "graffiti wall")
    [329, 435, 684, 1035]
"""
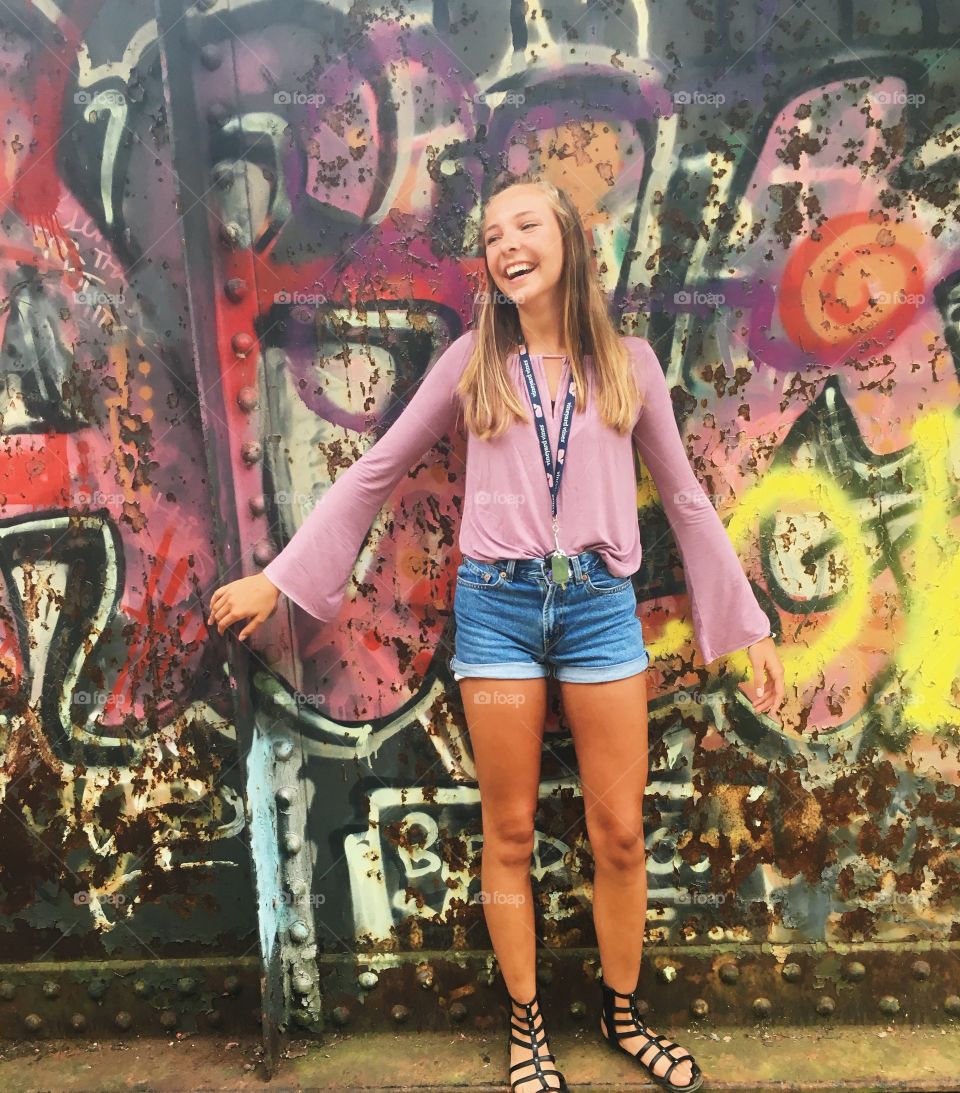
[1, 0, 958, 1035]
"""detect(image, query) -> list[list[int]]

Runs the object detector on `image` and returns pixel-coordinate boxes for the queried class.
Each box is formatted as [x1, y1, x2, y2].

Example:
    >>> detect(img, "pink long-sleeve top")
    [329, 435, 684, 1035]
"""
[262, 332, 772, 664]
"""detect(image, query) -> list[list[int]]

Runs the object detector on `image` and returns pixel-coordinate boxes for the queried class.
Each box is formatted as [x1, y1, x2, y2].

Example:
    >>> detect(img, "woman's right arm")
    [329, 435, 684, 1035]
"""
[208, 330, 476, 639]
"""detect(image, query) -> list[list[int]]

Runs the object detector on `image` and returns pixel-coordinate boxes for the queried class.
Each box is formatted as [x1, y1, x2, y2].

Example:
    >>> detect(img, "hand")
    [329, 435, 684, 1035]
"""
[739, 635, 785, 721]
[207, 573, 281, 641]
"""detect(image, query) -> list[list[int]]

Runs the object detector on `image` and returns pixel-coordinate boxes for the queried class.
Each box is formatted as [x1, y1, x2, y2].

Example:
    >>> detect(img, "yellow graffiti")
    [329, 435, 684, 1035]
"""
[896, 409, 960, 729]
[637, 407, 960, 733]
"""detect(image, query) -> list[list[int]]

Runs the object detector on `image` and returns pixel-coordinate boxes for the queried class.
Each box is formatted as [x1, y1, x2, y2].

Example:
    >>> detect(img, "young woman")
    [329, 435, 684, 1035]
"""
[208, 176, 785, 1093]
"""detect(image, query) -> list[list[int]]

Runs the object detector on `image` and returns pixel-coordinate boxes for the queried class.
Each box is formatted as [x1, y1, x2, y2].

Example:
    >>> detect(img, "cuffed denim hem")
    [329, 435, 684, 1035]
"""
[449, 655, 549, 681]
[553, 650, 650, 683]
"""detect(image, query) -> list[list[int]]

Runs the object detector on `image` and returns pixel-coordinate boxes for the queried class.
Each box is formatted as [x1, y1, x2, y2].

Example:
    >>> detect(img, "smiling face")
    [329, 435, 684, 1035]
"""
[482, 184, 566, 311]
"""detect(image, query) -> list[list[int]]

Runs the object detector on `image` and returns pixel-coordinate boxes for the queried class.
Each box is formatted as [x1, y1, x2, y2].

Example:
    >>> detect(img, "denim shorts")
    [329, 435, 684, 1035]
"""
[448, 550, 649, 683]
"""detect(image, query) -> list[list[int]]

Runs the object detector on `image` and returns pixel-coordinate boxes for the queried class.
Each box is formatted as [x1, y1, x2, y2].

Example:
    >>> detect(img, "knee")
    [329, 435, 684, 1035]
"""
[483, 816, 535, 868]
[590, 820, 645, 871]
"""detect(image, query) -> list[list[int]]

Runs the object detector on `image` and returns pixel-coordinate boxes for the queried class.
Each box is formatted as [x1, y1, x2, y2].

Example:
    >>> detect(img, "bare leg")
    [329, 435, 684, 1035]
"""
[560, 672, 695, 1088]
[459, 676, 564, 1092]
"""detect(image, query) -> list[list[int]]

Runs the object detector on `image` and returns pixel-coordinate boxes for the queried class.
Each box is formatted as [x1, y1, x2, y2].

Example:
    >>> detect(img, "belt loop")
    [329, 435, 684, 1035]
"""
[571, 552, 583, 583]
[505, 558, 516, 582]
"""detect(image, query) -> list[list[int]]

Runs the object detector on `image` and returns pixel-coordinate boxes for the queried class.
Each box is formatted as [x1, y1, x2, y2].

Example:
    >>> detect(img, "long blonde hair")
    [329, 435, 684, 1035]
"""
[457, 175, 640, 440]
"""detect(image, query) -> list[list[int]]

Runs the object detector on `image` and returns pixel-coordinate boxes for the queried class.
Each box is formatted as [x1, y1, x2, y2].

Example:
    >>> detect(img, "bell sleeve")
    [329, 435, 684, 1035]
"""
[627, 336, 772, 664]
[261, 330, 475, 622]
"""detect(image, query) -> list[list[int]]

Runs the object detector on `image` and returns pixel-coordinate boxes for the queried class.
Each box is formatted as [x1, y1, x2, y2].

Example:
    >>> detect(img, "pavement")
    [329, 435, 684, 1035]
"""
[0, 1022, 957, 1091]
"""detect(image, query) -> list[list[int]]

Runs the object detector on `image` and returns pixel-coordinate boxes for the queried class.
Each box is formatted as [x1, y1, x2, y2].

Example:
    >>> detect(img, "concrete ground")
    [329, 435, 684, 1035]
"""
[0, 1022, 956, 1091]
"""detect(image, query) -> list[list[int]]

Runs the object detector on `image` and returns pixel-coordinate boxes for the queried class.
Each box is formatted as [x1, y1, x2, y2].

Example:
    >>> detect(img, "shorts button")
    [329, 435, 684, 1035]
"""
[483, 573, 491, 582]
[581, 573, 587, 581]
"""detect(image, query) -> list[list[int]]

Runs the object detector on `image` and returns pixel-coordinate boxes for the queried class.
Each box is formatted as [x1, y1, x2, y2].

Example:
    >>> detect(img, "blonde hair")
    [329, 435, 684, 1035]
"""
[457, 174, 640, 440]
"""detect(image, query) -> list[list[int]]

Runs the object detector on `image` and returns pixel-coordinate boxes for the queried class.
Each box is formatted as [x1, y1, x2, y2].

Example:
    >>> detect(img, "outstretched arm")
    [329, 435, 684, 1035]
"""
[627, 336, 773, 665]
[210, 331, 475, 635]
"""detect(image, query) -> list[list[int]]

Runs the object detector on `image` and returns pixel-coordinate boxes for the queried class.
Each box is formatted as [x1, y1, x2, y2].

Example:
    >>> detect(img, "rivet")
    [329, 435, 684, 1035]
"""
[159, 1009, 178, 1030]
[223, 976, 242, 996]
[206, 101, 230, 127]
[219, 222, 243, 249]
[273, 738, 295, 760]
[391, 1004, 410, 1023]
[115, 1011, 133, 1031]
[289, 921, 310, 944]
[41, 980, 60, 999]
[781, 962, 802, 983]
[0, 981, 15, 1000]
[330, 1005, 350, 1027]
[276, 786, 296, 812]
[237, 385, 259, 412]
[752, 997, 772, 1018]
[449, 1001, 467, 1022]
[944, 995, 960, 1016]
[23, 1013, 43, 1034]
[253, 540, 277, 567]
[248, 494, 267, 517]
[291, 970, 313, 995]
[231, 332, 255, 356]
[224, 277, 248, 303]
[569, 1000, 586, 1021]
[87, 978, 108, 1000]
[842, 961, 866, 982]
[657, 965, 677, 984]
[416, 965, 435, 990]
[283, 833, 302, 856]
[911, 959, 931, 981]
[70, 1013, 87, 1032]
[879, 995, 900, 1016]
[133, 979, 150, 997]
[199, 43, 222, 70]
[718, 963, 739, 985]
[241, 441, 262, 465]
[482, 572, 491, 582]
[207, 1009, 224, 1028]
[816, 995, 835, 1017]
[358, 971, 379, 990]
[690, 998, 709, 1018]
[177, 977, 197, 996]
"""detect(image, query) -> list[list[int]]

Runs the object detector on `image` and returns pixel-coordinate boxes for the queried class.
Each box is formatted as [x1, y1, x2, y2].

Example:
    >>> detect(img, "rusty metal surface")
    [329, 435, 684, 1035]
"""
[1, 0, 959, 1044]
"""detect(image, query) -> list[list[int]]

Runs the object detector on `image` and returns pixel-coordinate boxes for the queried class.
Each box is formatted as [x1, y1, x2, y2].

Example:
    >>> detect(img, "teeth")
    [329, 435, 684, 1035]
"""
[506, 263, 535, 279]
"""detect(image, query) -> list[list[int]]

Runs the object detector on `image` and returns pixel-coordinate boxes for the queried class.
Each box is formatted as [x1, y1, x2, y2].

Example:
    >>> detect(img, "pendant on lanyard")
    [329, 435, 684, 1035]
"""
[517, 343, 576, 588]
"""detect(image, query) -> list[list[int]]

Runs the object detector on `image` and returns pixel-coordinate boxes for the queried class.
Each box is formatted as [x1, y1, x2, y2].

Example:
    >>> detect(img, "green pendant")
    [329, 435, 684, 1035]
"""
[551, 552, 571, 587]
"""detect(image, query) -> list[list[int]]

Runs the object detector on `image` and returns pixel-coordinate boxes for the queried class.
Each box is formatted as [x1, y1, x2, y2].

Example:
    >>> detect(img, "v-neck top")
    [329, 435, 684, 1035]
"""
[262, 331, 771, 664]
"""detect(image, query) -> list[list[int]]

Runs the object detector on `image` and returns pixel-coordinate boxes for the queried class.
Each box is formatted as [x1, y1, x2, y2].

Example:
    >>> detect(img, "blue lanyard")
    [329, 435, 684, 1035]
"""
[517, 344, 576, 548]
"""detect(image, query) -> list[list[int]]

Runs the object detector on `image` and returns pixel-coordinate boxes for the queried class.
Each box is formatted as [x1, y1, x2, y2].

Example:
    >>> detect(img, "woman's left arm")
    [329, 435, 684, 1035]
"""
[627, 337, 784, 714]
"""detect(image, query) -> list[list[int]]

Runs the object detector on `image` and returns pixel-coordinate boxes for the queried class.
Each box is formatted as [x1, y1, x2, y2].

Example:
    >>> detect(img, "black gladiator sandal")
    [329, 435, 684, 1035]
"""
[507, 991, 569, 1092]
[599, 979, 704, 1092]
